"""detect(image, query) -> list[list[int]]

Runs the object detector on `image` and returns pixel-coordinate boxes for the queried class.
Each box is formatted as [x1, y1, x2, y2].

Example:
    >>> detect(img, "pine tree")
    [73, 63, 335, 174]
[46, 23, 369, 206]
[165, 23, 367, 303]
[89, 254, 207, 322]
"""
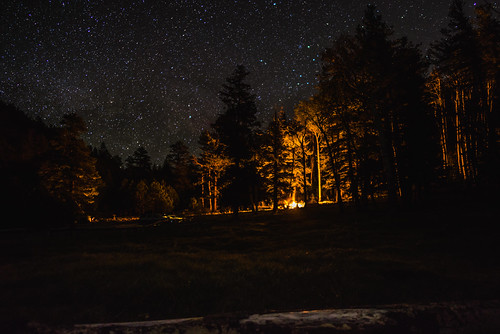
[38, 113, 102, 217]
[475, 3, 500, 183]
[354, 5, 401, 204]
[1, 102, 61, 226]
[311, 5, 434, 206]
[165, 140, 195, 209]
[92, 142, 124, 215]
[430, 0, 482, 182]
[213, 65, 261, 214]
[93, 142, 122, 186]
[260, 107, 292, 211]
[125, 146, 152, 180]
[429, 0, 500, 185]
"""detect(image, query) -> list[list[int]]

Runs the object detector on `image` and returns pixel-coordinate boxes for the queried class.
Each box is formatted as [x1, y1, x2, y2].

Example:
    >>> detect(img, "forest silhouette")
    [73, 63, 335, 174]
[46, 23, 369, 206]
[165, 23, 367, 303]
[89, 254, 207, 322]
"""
[1, 1, 498, 227]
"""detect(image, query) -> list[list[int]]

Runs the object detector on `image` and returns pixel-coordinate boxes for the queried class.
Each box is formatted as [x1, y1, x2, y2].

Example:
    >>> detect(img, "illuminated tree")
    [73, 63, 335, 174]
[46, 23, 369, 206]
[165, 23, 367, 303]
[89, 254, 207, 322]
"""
[426, 69, 450, 172]
[309, 5, 436, 206]
[295, 100, 324, 204]
[197, 130, 231, 212]
[287, 119, 312, 205]
[282, 121, 303, 205]
[475, 2, 500, 181]
[134, 179, 177, 215]
[429, 0, 500, 185]
[38, 113, 102, 216]
[295, 97, 343, 206]
[147, 180, 176, 214]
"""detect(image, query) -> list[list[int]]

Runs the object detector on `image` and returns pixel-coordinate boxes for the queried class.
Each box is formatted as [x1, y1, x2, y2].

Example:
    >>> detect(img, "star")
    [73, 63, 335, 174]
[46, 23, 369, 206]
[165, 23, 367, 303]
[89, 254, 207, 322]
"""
[0, 0, 484, 163]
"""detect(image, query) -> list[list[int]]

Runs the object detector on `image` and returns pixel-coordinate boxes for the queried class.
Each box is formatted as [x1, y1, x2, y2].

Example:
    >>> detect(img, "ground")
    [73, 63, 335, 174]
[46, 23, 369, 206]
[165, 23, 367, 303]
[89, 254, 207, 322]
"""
[1, 193, 499, 332]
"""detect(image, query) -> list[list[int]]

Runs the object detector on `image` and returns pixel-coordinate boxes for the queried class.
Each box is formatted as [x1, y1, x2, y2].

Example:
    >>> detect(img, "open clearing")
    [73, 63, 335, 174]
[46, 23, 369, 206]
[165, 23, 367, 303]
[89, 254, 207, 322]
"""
[1, 198, 499, 331]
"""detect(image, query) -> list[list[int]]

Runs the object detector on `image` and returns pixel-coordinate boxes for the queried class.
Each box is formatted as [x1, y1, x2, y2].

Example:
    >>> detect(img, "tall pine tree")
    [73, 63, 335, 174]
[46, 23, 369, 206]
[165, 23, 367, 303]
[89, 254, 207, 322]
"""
[38, 113, 102, 217]
[260, 107, 292, 211]
[213, 65, 261, 214]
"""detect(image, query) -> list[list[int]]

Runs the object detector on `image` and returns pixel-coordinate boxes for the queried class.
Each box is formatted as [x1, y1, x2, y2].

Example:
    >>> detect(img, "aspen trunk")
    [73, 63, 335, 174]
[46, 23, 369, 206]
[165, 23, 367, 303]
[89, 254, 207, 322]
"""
[315, 132, 322, 203]
[318, 127, 343, 209]
[208, 176, 213, 212]
[300, 139, 308, 204]
[213, 173, 218, 212]
[291, 147, 296, 203]
[342, 113, 359, 205]
[455, 89, 467, 180]
[200, 174, 205, 209]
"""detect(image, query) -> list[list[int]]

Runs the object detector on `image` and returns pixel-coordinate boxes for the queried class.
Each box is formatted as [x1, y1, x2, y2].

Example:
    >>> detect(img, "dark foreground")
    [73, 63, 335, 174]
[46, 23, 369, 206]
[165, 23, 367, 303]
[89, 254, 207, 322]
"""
[40, 300, 500, 334]
[1, 196, 500, 332]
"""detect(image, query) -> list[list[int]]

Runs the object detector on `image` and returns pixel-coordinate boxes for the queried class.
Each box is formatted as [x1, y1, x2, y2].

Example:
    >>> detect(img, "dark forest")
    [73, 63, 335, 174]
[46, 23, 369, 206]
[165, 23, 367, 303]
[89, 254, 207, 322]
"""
[2, 2, 498, 227]
[1, 2, 500, 332]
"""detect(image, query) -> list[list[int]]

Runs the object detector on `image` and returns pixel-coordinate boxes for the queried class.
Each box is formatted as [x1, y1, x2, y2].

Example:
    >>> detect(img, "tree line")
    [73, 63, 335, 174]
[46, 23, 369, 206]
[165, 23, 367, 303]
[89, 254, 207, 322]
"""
[198, 1, 499, 213]
[1, 0, 498, 226]
[0, 99, 203, 227]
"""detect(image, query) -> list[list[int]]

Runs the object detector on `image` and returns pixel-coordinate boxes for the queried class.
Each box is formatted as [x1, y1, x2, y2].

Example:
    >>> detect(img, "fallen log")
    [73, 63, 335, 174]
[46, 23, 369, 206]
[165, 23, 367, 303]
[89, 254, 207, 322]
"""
[34, 300, 500, 334]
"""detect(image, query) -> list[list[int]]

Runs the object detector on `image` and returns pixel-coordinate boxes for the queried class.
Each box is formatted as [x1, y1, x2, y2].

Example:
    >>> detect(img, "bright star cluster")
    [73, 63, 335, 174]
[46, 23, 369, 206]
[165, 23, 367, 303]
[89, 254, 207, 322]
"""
[1, 0, 481, 163]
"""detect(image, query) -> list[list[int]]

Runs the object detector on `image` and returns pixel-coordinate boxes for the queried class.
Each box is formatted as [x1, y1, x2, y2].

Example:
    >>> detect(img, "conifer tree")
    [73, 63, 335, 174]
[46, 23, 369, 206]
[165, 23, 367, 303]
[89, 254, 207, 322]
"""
[165, 140, 195, 209]
[213, 65, 261, 214]
[310, 5, 434, 205]
[429, 0, 500, 184]
[92, 142, 124, 215]
[125, 146, 152, 180]
[475, 2, 500, 182]
[38, 113, 102, 216]
[260, 107, 292, 211]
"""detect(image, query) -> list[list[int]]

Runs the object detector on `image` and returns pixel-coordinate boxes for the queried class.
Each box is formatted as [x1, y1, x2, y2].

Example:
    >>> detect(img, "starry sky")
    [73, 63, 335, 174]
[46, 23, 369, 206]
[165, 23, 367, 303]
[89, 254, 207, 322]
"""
[1, 0, 483, 163]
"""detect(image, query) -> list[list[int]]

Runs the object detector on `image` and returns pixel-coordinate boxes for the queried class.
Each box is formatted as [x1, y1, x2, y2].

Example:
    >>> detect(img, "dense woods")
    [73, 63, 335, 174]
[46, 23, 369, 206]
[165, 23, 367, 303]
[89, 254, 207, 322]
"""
[1, 0, 498, 227]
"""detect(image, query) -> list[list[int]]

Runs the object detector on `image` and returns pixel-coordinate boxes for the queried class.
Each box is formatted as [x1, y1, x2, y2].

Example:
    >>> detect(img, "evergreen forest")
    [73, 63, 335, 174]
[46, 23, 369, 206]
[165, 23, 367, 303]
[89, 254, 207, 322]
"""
[1, 1, 499, 228]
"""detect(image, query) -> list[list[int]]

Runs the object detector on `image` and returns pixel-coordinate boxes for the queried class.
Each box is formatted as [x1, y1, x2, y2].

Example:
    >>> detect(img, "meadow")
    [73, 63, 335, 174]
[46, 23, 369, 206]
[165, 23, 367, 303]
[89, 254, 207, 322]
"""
[1, 195, 499, 331]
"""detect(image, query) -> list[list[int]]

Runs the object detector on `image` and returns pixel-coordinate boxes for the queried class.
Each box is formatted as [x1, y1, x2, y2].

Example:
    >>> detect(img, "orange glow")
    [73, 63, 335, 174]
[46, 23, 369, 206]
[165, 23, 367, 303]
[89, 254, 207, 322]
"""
[285, 200, 305, 209]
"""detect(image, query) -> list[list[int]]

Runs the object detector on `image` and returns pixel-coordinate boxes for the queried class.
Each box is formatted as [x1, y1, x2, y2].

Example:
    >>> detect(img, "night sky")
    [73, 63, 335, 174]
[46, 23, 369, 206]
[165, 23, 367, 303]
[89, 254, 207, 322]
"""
[1, 1, 482, 163]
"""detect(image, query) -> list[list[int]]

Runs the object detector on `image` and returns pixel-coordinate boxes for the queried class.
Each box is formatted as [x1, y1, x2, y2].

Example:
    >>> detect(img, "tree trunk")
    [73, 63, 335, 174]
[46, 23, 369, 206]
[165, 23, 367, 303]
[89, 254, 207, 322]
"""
[455, 89, 467, 180]
[371, 104, 398, 205]
[273, 158, 278, 211]
[300, 139, 308, 205]
[291, 147, 296, 203]
[213, 173, 217, 212]
[340, 111, 359, 206]
[200, 174, 205, 209]
[318, 127, 343, 210]
[315, 132, 322, 203]
[208, 175, 213, 212]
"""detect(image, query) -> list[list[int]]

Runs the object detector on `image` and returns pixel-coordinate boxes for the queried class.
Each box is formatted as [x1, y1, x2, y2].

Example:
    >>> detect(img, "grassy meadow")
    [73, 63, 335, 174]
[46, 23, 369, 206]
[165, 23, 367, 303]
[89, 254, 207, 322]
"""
[1, 195, 500, 331]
